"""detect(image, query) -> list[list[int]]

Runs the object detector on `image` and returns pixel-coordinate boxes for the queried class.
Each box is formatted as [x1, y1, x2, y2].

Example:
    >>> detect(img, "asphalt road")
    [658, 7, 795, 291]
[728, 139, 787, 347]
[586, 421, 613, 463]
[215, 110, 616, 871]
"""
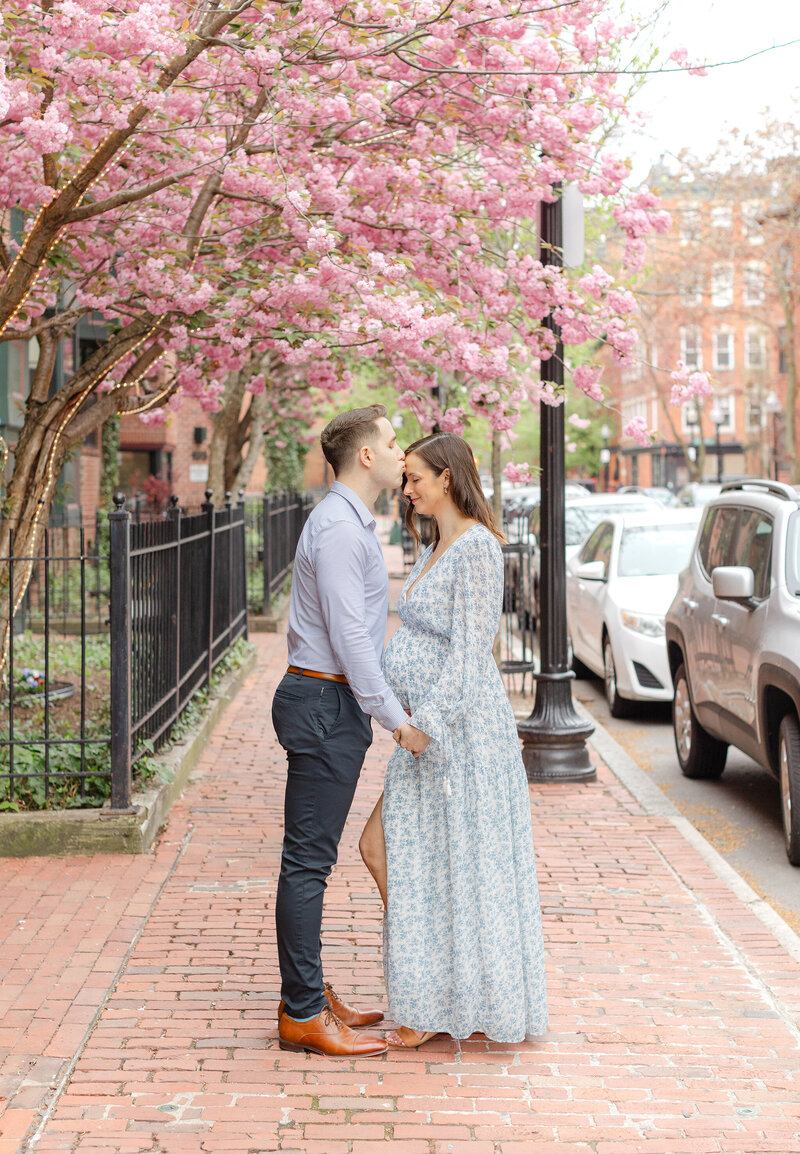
[571, 671, 800, 935]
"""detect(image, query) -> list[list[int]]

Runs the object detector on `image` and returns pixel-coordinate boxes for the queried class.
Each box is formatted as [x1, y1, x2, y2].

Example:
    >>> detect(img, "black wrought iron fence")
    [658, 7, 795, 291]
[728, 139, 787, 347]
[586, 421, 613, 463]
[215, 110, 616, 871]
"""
[11, 523, 108, 636]
[1, 525, 110, 808]
[109, 491, 248, 808]
[499, 541, 536, 696]
[1, 492, 249, 812]
[244, 491, 314, 614]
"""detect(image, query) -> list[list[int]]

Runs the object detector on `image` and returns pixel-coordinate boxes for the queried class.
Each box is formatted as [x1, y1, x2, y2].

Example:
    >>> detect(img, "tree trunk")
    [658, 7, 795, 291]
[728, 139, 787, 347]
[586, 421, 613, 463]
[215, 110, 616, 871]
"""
[207, 368, 249, 501]
[0, 333, 172, 673]
[491, 427, 503, 529]
[230, 388, 268, 495]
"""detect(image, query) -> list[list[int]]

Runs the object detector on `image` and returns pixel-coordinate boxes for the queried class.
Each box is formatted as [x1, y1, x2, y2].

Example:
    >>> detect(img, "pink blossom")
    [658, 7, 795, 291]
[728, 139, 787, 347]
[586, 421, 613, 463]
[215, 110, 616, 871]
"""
[568, 413, 591, 429]
[622, 416, 652, 448]
[504, 462, 535, 484]
[439, 407, 467, 435]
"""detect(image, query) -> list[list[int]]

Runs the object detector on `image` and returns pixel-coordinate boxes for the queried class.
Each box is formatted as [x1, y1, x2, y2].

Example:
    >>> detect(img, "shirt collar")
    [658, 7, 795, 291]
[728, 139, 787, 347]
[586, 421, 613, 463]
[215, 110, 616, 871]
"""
[330, 480, 377, 530]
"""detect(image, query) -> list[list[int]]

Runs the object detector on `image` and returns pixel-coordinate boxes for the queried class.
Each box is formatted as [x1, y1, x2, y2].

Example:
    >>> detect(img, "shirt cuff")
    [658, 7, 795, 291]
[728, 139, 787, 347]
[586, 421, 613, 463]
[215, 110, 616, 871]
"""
[382, 699, 411, 733]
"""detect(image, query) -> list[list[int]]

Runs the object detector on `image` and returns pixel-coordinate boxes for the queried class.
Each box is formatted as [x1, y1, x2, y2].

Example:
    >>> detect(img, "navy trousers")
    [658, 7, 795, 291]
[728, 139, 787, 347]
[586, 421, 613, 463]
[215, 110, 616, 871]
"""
[272, 670, 373, 1019]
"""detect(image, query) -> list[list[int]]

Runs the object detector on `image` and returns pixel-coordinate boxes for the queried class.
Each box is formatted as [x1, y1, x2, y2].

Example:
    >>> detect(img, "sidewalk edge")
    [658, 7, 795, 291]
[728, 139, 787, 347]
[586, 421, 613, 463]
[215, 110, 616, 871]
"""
[576, 699, 800, 967]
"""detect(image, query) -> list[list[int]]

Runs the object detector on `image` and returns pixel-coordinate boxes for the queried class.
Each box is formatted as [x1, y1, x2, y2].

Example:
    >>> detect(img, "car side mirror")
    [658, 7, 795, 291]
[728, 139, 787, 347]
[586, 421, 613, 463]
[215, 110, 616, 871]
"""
[575, 560, 605, 581]
[712, 566, 755, 600]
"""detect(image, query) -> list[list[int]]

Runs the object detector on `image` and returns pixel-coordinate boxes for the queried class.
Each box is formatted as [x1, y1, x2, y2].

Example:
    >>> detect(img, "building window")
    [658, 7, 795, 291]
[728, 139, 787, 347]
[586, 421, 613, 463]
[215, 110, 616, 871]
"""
[681, 401, 702, 437]
[711, 205, 732, 229]
[779, 327, 787, 374]
[679, 210, 701, 247]
[711, 263, 734, 307]
[746, 396, 763, 432]
[622, 395, 648, 426]
[714, 395, 735, 433]
[742, 199, 764, 243]
[743, 262, 765, 306]
[745, 329, 766, 370]
[713, 331, 734, 371]
[680, 326, 702, 369]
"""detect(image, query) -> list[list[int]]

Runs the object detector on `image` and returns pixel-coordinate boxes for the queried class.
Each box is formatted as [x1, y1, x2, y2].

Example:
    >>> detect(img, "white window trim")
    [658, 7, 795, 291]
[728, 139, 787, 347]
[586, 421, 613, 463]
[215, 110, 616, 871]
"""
[745, 329, 767, 370]
[711, 262, 734, 308]
[680, 326, 703, 370]
[743, 262, 766, 307]
[712, 330, 735, 372]
[715, 396, 735, 435]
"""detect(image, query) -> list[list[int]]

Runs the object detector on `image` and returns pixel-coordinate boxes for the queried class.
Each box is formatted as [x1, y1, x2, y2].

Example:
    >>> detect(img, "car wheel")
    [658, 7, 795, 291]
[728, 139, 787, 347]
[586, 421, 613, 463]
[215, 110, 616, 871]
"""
[672, 663, 727, 780]
[604, 636, 633, 719]
[568, 635, 591, 680]
[778, 714, 800, 866]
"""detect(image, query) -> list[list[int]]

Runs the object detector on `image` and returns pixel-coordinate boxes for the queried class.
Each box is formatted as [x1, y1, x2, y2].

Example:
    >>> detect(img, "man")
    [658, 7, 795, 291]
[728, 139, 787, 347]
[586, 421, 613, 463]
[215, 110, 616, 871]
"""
[272, 404, 408, 1058]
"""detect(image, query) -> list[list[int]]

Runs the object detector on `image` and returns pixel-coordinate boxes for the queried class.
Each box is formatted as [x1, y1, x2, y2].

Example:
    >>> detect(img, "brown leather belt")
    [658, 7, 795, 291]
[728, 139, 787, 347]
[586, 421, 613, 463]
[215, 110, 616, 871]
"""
[287, 665, 348, 685]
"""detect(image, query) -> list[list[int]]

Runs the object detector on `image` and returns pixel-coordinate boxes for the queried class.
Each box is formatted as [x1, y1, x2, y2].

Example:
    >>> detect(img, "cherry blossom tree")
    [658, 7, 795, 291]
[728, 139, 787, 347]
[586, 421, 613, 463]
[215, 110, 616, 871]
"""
[0, 0, 698, 664]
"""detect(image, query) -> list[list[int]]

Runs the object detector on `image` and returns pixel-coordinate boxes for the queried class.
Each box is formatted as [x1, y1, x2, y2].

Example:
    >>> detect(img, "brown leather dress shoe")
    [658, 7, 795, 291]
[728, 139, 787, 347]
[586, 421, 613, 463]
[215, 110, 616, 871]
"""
[277, 983, 384, 1029]
[278, 1006, 387, 1057]
[324, 982, 384, 1027]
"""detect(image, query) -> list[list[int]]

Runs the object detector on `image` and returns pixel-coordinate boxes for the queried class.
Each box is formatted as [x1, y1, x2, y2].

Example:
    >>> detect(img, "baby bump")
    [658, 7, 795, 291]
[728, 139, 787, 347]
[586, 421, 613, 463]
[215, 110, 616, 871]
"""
[382, 626, 448, 709]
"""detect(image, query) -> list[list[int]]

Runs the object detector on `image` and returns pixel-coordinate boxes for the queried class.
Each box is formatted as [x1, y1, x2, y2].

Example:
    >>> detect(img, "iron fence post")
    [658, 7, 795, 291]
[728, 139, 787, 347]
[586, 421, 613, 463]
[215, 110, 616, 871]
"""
[225, 492, 233, 645]
[262, 492, 272, 616]
[238, 491, 249, 641]
[167, 495, 181, 720]
[109, 493, 133, 810]
[203, 489, 215, 688]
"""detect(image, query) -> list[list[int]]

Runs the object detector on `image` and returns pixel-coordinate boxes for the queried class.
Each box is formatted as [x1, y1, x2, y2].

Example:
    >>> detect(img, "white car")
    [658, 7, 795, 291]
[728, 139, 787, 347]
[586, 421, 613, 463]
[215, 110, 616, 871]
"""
[566, 508, 702, 716]
[528, 492, 664, 626]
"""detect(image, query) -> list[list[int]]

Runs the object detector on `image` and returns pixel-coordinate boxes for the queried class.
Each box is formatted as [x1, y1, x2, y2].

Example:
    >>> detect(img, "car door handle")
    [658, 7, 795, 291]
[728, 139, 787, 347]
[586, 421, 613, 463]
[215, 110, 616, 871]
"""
[711, 613, 729, 629]
[683, 598, 699, 613]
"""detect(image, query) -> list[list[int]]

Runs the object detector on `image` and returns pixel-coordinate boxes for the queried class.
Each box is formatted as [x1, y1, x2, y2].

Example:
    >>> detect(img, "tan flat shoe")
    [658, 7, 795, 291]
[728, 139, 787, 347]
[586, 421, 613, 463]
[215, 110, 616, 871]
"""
[386, 1027, 443, 1050]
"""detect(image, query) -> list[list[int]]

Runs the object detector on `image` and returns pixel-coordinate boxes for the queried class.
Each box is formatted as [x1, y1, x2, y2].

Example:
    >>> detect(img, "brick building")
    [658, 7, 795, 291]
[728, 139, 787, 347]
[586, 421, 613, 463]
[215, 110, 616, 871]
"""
[603, 164, 797, 490]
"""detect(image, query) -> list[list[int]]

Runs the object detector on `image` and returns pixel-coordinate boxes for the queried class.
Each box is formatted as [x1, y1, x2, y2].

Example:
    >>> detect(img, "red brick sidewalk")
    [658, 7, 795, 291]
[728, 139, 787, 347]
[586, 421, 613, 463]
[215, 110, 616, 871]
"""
[2, 570, 800, 1151]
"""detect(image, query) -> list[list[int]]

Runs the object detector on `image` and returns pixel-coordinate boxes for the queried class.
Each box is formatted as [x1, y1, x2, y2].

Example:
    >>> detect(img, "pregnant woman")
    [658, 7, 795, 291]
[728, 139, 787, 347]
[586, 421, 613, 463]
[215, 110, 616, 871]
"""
[359, 432, 548, 1048]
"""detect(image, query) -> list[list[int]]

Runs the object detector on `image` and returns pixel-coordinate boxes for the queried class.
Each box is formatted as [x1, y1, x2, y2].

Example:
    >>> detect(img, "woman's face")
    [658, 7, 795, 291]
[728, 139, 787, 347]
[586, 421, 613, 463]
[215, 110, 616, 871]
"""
[403, 452, 449, 518]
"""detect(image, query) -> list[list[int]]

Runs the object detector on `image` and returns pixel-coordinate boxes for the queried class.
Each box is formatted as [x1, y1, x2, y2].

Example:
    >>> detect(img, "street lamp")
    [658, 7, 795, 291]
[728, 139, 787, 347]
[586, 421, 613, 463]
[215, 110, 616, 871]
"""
[516, 187, 595, 784]
[685, 402, 700, 472]
[599, 423, 611, 492]
[765, 390, 782, 481]
[709, 400, 725, 484]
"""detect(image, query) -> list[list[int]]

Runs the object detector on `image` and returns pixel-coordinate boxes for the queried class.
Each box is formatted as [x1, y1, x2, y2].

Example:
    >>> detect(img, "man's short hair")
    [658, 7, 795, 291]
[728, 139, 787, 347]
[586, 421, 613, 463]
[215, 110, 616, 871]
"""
[320, 404, 388, 476]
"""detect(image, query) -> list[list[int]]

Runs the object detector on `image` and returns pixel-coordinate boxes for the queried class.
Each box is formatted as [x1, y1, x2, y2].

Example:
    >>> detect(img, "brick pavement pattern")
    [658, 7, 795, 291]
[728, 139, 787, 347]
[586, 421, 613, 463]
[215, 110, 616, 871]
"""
[2, 546, 800, 1153]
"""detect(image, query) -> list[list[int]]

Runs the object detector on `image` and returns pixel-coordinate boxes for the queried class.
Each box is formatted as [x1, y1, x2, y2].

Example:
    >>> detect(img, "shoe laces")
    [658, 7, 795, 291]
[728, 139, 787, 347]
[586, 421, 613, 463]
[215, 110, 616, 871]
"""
[320, 1005, 342, 1028]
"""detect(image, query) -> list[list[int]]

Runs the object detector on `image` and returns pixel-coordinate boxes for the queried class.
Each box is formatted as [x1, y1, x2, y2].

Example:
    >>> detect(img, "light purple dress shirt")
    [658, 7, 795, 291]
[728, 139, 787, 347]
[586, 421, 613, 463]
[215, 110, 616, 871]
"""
[286, 481, 408, 733]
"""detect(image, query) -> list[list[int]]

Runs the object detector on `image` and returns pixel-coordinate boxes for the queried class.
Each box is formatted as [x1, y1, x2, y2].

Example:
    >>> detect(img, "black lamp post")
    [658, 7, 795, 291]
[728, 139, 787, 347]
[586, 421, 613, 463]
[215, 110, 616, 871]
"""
[709, 401, 725, 484]
[765, 390, 781, 481]
[517, 190, 595, 783]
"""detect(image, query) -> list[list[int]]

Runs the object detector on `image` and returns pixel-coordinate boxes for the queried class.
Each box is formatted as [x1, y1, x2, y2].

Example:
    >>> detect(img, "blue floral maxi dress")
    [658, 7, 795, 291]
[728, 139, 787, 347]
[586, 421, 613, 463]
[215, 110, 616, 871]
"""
[381, 524, 548, 1042]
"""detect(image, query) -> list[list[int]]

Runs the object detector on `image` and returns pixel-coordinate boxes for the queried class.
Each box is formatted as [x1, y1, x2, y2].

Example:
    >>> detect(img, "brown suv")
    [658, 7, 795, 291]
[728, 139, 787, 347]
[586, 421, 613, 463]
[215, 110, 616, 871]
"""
[665, 480, 800, 865]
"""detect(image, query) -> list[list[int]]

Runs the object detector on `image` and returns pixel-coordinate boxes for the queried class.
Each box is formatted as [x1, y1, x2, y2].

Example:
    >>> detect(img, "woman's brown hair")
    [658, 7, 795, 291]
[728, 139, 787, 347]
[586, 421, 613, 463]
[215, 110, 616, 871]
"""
[403, 432, 506, 546]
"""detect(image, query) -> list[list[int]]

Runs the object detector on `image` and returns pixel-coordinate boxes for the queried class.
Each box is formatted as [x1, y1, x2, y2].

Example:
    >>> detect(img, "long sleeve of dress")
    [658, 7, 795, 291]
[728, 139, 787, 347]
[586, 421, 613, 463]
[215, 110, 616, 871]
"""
[407, 531, 503, 746]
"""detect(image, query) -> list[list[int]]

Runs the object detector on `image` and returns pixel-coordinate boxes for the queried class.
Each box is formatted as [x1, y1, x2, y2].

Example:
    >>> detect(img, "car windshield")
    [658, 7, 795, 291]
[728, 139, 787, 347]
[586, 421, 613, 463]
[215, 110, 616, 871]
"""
[565, 502, 653, 547]
[617, 524, 698, 577]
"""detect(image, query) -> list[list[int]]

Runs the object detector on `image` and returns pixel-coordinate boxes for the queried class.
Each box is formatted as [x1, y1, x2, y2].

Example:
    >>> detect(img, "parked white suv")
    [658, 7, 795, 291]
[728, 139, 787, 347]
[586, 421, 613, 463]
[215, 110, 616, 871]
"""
[665, 480, 800, 864]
